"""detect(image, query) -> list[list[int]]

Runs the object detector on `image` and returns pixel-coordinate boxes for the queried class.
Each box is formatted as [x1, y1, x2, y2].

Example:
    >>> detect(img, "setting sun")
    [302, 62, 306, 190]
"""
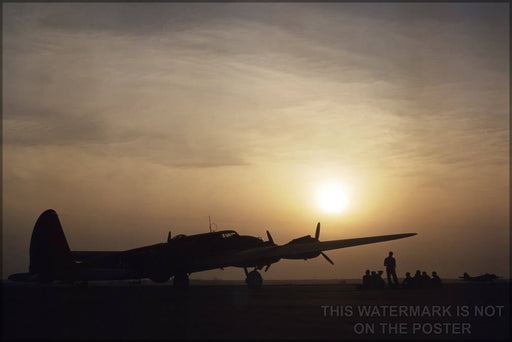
[316, 183, 349, 214]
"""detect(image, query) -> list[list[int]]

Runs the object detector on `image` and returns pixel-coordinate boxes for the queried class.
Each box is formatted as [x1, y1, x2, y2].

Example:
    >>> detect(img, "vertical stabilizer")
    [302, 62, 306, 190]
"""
[29, 209, 74, 280]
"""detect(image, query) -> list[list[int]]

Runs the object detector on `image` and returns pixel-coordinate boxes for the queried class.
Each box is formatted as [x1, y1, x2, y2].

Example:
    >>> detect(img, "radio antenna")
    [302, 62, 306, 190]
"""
[209, 216, 212, 232]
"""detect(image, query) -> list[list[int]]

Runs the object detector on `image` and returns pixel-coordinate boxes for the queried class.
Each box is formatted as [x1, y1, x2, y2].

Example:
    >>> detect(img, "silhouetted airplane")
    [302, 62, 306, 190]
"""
[8, 209, 417, 288]
[459, 272, 501, 282]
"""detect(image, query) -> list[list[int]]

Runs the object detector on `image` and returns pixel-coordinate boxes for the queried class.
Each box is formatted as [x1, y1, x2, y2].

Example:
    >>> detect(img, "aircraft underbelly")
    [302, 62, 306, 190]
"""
[74, 267, 144, 281]
[185, 251, 280, 273]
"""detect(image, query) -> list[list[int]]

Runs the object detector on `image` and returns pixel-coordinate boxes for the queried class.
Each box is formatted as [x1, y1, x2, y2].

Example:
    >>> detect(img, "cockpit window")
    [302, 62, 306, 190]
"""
[172, 234, 187, 240]
[221, 232, 237, 239]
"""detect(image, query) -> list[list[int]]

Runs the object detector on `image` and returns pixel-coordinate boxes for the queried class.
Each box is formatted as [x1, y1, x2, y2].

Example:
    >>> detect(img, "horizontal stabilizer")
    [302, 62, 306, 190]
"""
[8, 272, 40, 282]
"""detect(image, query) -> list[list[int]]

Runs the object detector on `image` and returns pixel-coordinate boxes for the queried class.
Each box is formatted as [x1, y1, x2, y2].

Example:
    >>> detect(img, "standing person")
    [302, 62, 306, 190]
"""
[384, 251, 399, 287]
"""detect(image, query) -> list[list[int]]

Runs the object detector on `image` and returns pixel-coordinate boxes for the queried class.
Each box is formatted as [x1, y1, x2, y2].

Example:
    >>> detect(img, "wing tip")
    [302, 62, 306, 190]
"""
[402, 233, 418, 238]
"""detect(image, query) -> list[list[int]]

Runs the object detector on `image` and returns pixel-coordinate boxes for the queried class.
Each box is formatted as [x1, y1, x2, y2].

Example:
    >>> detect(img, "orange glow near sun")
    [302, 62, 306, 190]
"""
[316, 182, 350, 214]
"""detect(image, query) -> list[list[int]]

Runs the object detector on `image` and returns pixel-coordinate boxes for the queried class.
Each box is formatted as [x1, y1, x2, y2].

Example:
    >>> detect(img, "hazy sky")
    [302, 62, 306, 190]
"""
[2, 3, 509, 280]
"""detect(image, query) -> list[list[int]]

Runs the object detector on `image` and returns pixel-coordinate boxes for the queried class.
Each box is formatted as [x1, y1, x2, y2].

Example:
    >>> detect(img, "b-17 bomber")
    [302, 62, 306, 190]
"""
[9, 209, 417, 288]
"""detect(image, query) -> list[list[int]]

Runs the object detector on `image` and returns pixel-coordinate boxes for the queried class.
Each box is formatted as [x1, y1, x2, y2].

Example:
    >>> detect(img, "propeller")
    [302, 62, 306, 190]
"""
[315, 222, 320, 240]
[266, 230, 274, 244]
[258, 230, 276, 272]
[321, 252, 334, 265]
[315, 222, 334, 265]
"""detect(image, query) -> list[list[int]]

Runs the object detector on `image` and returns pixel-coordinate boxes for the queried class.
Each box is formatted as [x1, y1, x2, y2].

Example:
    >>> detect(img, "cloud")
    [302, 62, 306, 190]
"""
[3, 3, 508, 173]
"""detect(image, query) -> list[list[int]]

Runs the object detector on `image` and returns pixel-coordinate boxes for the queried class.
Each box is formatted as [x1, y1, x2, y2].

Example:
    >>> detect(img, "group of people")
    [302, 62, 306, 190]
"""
[402, 270, 442, 289]
[361, 269, 387, 289]
[361, 251, 442, 289]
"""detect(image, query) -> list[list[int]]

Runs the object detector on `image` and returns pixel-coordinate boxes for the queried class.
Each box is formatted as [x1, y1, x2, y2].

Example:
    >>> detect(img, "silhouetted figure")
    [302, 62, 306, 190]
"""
[420, 271, 432, 288]
[431, 271, 442, 288]
[362, 270, 371, 289]
[402, 272, 413, 289]
[384, 251, 399, 287]
[376, 270, 386, 289]
[412, 270, 422, 289]
[370, 271, 377, 289]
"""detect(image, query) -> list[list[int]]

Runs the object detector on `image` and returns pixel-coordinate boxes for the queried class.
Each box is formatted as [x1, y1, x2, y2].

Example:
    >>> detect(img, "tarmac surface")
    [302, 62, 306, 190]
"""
[2, 280, 510, 340]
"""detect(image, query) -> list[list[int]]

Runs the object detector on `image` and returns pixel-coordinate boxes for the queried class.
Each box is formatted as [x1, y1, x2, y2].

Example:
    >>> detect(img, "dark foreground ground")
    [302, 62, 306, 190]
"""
[2, 280, 510, 340]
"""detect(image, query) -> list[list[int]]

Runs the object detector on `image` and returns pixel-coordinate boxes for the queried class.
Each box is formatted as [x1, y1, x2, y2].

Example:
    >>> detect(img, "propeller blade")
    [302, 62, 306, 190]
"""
[315, 222, 321, 240]
[265, 264, 271, 272]
[266, 230, 274, 244]
[321, 252, 334, 265]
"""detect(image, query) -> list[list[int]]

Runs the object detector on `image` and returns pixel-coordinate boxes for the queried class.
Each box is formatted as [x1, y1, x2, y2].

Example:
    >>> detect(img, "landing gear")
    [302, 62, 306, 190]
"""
[245, 268, 263, 289]
[173, 273, 189, 289]
[150, 272, 171, 283]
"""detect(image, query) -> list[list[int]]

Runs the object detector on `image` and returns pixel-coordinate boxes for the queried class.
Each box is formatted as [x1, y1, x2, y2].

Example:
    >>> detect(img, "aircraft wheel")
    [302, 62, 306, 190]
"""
[173, 273, 189, 289]
[150, 272, 171, 283]
[245, 270, 263, 289]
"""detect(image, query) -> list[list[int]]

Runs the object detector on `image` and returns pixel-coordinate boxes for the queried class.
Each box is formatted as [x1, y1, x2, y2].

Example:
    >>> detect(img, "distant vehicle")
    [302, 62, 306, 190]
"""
[459, 272, 501, 282]
[8, 209, 417, 288]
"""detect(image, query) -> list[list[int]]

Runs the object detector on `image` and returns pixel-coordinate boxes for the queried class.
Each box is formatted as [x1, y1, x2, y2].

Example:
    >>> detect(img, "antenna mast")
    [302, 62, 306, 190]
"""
[209, 216, 212, 233]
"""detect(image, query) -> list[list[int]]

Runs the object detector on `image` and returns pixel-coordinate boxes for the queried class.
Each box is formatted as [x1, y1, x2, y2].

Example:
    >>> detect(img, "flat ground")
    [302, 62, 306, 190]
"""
[2, 280, 509, 340]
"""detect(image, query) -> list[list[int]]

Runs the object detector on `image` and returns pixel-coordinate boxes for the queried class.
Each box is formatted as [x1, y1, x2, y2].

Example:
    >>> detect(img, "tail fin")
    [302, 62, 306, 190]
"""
[29, 209, 74, 281]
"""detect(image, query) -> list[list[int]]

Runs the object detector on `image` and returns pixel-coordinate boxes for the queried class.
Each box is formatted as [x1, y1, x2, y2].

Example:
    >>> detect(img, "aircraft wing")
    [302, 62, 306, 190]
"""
[276, 233, 417, 257]
[219, 233, 416, 267]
